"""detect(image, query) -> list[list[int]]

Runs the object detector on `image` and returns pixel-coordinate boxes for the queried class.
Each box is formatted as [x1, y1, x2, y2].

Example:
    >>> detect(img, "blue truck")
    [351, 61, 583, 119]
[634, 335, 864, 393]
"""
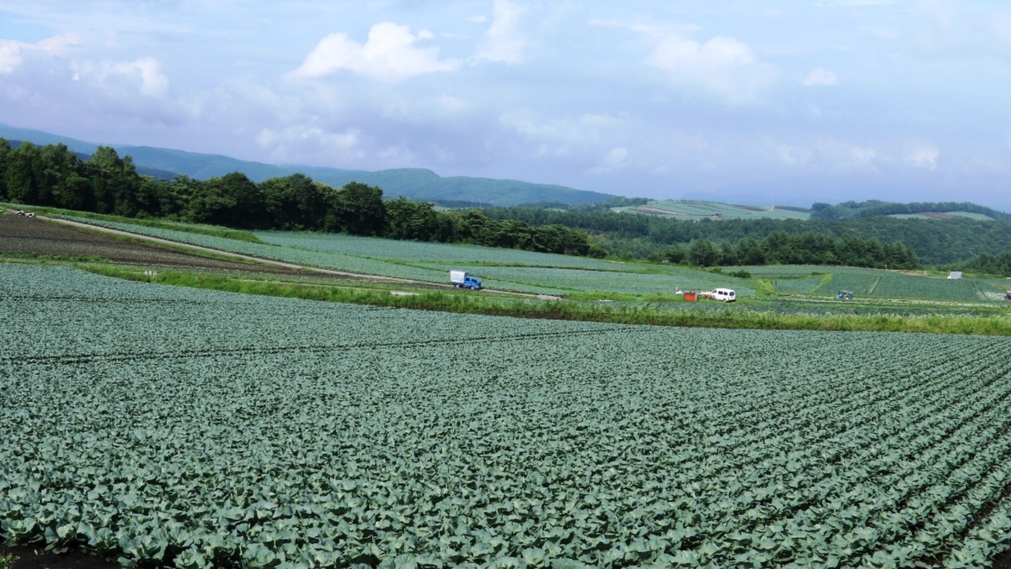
[450, 270, 482, 290]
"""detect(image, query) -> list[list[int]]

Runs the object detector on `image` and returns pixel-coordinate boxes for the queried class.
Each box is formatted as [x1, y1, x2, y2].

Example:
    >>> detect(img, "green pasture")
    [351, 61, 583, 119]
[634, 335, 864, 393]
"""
[735, 264, 1011, 303]
[613, 200, 810, 221]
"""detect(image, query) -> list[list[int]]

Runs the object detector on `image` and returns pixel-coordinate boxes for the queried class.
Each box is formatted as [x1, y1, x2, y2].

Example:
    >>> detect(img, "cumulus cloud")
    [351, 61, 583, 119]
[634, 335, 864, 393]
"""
[293, 22, 460, 82]
[0, 34, 78, 74]
[646, 32, 772, 102]
[0, 41, 21, 74]
[475, 1, 527, 64]
[115, 58, 169, 96]
[257, 125, 364, 163]
[803, 67, 838, 86]
[72, 57, 169, 97]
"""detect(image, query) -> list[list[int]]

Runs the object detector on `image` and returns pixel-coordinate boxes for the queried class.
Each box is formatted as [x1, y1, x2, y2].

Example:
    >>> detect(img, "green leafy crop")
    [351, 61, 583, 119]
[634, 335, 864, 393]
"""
[2, 265, 1010, 568]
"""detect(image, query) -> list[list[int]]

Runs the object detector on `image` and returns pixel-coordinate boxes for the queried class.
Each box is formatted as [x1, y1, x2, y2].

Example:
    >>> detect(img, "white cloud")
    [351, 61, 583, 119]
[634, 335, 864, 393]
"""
[908, 143, 939, 169]
[646, 32, 773, 103]
[475, 1, 527, 64]
[71, 57, 170, 97]
[649, 34, 755, 71]
[114, 58, 169, 96]
[257, 126, 363, 163]
[590, 147, 629, 173]
[765, 138, 881, 172]
[293, 22, 460, 82]
[0, 34, 78, 74]
[499, 109, 624, 150]
[803, 67, 838, 86]
[0, 41, 22, 74]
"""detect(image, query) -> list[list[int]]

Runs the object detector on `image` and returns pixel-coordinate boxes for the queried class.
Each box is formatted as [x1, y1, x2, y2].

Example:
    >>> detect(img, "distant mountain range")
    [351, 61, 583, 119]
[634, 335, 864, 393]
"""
[0, 125, 615, 207]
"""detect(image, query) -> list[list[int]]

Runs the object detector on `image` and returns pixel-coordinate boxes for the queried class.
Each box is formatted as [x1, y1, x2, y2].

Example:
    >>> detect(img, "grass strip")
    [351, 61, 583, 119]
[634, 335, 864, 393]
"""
[81, 264, 1011, 336]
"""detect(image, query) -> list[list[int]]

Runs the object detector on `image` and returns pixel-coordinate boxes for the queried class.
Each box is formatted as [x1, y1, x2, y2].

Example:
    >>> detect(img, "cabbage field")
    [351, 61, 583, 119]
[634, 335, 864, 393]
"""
[55, 216, 751, 297]
[739, 265, 1010, 302]
[2, 264, 1011, 568]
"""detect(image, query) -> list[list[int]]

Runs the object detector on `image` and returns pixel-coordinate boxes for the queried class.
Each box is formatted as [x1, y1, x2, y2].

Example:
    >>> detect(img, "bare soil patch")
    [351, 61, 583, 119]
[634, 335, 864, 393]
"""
[0, 214, 327, 278]
[0, 546, 118, 569]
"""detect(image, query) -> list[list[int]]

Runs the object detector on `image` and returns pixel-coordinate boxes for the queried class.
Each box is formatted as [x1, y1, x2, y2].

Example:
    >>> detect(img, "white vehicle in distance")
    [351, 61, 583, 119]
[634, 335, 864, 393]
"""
[703, 288, 736, 302]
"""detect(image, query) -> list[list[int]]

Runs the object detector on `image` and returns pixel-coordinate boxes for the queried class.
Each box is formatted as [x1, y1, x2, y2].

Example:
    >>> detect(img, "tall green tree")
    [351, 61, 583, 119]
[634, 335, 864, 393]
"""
[190, 172, 265, 228]
[262, 174, 327, 230]
[85, 146, 142, 215]
[385, 197, 440, 240]
[688, 239, 719, 267]
[332, 182, 386, 236]
[5, 142, 42, 205]
[41, 144, 88, 210]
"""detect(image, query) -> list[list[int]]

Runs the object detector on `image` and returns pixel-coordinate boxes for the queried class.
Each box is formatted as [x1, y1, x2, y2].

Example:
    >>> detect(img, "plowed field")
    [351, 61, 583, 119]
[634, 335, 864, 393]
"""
[0, 214, 313, 277]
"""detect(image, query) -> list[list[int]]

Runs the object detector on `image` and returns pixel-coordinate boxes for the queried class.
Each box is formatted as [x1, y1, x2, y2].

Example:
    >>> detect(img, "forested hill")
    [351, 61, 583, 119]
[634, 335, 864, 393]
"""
[810, 200, 1011, 221]
[0, 125, 614, 207]
[479, 205, 1011, 266]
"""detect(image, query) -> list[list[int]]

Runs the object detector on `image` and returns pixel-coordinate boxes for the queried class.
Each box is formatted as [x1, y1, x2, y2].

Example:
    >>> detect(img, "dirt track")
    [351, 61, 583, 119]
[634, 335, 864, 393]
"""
[0, 213, 317, 276]
[0, 213, 561, 298]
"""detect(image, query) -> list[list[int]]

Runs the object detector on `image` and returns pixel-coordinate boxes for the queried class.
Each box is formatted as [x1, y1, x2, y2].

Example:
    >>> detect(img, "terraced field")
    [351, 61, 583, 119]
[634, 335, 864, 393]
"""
[2, 264, 1010, 568]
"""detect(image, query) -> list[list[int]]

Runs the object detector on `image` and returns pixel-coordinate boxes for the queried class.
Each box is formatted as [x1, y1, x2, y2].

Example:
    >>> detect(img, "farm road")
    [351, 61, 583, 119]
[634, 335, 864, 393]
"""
[7, 214, 561, 299]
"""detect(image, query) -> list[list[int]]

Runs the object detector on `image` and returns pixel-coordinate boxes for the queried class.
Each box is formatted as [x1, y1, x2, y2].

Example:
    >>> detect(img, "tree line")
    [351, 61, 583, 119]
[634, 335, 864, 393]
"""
[636, 231, 918, 270]
[479, 205, 1010, 266]
[810, 200, 1011, 222]
[0, 140, 599, 257]
[0, 139, 927, 270]
[955, 251, 1011, 277]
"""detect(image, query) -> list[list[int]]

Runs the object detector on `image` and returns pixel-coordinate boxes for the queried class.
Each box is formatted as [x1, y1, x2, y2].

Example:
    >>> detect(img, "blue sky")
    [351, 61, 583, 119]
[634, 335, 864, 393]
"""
[1, 1, 1010, 209]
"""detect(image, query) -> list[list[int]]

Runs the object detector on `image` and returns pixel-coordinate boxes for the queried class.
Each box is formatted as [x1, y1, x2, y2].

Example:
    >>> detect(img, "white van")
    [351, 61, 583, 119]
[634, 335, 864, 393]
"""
[711, 288, 736, 302]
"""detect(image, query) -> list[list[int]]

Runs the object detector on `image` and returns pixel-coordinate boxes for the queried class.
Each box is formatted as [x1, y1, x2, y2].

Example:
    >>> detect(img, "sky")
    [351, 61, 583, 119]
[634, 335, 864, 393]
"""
[1, 1, 1010, 209]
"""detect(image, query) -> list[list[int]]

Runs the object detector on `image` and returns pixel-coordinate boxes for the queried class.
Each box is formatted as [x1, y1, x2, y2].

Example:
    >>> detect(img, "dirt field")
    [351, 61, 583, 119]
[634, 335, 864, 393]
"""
[0, 214, 329, 278]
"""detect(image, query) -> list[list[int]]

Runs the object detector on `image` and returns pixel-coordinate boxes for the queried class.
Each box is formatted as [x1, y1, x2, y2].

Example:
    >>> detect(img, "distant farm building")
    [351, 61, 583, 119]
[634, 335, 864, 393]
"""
[947, 271, 963, 280]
